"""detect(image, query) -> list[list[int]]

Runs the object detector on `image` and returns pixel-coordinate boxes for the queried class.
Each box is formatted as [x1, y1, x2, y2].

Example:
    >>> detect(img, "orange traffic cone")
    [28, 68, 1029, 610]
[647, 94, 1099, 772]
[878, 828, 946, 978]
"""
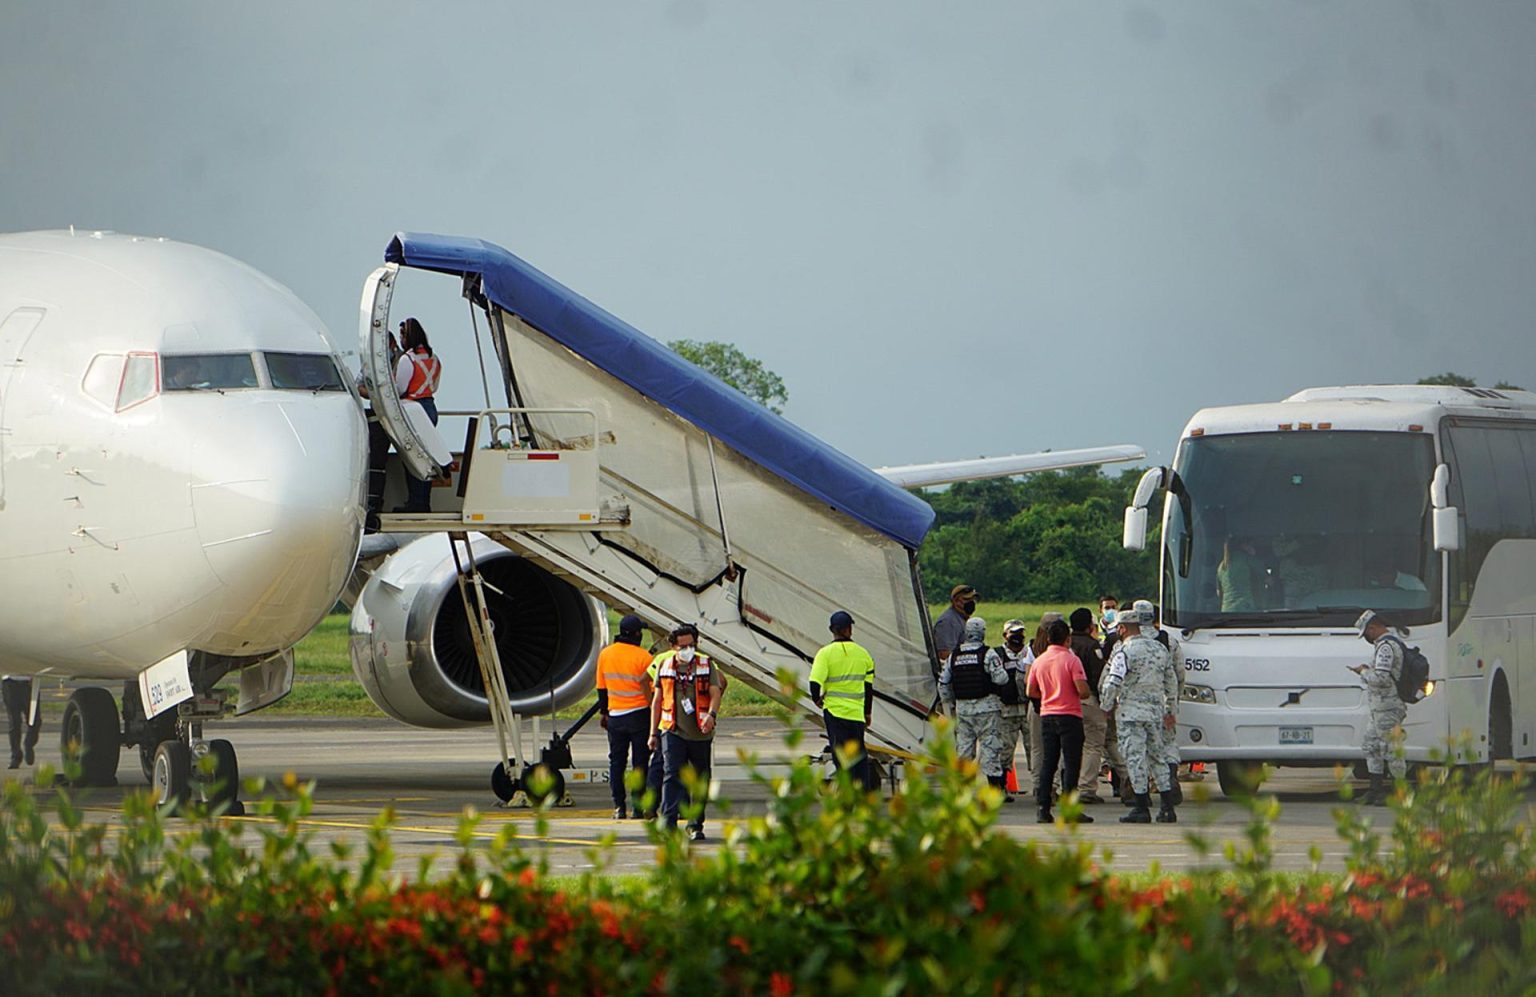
[1005, 766, 1019, 793]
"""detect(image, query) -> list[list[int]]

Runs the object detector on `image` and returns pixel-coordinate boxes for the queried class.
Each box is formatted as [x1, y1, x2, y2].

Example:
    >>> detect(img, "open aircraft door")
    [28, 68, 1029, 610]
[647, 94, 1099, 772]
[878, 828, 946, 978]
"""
[359, 264, 450, 479]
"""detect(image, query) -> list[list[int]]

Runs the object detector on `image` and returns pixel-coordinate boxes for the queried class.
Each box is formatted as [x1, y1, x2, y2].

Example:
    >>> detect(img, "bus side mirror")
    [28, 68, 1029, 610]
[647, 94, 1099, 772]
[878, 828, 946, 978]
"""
[1122, 466, 1165, 551]
[1430, 463, 1458, 552]
[1124, 506, 1148, 551]
[1433, 507, 1460, 552]
[1430, 463, 1451, 509]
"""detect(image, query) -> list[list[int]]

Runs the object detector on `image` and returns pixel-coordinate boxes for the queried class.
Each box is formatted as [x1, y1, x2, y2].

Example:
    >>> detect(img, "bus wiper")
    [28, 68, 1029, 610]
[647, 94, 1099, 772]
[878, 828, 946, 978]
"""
[1203, 611, 1329, 627]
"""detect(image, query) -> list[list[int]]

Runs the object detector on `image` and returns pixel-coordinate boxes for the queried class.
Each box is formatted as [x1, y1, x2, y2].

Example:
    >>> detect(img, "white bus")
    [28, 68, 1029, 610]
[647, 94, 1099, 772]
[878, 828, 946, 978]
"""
[1123, 385, 1536, 796]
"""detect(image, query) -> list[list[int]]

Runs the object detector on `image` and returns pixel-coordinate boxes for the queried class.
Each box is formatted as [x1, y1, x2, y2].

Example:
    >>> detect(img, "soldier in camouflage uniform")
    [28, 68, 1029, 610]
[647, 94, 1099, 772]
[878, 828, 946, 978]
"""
[1349, 610, 1407, 806]
[1100, 605, 1179, 823]
[993, 619, 1033, 802]
[1138, 600, 1186, 806]
[939, 616, 1010, 790]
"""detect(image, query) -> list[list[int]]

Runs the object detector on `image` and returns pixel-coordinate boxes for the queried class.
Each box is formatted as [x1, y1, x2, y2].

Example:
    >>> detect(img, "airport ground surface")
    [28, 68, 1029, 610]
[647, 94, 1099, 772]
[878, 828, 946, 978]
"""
[2, 716, 1487, 878]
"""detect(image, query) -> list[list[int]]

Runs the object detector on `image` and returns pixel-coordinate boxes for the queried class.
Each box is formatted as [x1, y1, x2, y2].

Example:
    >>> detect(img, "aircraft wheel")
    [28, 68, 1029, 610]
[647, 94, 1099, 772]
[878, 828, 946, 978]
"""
[203, 739, 240, 812]
[138, 714, 178, 783]
[152, 740, 192, 813]
[61, 687, 121, 786]
[1216, 760, 1263, 799]
[523, 763, 565, 805]
[491, 762, 518, 803]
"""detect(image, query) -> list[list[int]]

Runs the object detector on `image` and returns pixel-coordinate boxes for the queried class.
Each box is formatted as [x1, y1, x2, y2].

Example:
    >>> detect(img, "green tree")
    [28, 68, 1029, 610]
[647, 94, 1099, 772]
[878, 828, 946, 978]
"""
[1416, 373, 1524, 391]
[916, 466, 1159, 603]
[1417, 372, 1477, 387]
[667, 339, 789, 414]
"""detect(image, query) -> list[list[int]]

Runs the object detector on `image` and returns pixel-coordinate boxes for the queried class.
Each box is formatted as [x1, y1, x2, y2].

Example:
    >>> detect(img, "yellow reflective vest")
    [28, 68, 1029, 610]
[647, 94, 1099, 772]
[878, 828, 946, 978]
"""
[809, 640, 875, 722]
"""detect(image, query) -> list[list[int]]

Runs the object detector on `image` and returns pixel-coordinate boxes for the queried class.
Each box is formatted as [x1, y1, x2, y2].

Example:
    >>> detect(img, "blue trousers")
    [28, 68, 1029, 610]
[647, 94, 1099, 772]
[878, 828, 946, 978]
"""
[660, 731, 713, 830]
[404, 397, 438, 511]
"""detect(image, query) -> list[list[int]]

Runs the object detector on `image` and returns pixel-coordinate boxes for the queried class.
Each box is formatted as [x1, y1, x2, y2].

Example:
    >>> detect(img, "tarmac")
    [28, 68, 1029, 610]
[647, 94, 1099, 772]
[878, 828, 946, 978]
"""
[0, 714, 1474, 877]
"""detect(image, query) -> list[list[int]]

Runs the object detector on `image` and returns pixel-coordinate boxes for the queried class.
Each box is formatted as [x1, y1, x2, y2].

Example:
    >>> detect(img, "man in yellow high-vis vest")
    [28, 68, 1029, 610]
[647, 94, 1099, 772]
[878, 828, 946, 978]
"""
[810, 610, 877, 791]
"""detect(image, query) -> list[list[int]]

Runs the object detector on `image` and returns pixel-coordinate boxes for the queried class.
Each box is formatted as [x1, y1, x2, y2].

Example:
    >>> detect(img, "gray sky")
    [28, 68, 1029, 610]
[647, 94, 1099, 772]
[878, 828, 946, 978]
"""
[4, 1, 1533, 467]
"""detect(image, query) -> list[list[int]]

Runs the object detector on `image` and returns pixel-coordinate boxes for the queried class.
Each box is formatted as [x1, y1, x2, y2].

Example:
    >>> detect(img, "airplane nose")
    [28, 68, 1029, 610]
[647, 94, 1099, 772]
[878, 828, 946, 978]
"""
[190, 395, 366, 652]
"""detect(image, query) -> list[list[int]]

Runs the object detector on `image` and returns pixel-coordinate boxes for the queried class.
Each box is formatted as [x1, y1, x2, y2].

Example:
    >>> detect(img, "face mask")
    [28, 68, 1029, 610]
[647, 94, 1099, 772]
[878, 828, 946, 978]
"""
[1005, 636, 1025, 650]
[961, 600, 977, 615]
[1103, 610, 1117, 626]
[676, 646, 696, 664]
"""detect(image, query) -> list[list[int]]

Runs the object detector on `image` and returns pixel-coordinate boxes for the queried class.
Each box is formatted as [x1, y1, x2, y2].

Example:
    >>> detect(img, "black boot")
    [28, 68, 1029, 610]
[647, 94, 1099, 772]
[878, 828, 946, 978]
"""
[1360, 772, 1387, 806]
[1166, 765, 1183, 806]
[1156, 790, 1178, 823]
[6, 754, 18, 770]
[1036, 806, 1053, 824]
[1120, 793, 1152, 823]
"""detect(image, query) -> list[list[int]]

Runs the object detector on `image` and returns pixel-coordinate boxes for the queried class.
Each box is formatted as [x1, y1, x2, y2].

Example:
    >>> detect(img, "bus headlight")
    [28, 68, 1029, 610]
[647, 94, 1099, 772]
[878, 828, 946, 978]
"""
[1181, 684, 1216, 704]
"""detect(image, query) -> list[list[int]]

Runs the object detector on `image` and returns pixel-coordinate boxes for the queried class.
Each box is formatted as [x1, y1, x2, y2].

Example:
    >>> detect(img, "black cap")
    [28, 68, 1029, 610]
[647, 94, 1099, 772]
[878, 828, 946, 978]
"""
[618, 614, 643, 635]
[829, 610, 855, 629]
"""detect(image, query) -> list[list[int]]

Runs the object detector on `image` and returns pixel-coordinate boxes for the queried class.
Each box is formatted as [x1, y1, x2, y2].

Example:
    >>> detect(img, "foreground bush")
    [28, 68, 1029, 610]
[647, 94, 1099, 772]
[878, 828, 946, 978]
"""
[2, 726, 1534, 995]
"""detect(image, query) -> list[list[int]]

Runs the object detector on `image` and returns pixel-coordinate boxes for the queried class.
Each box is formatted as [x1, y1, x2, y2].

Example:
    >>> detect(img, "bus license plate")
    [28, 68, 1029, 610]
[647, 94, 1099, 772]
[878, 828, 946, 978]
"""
[1279, 726, 1313, 744]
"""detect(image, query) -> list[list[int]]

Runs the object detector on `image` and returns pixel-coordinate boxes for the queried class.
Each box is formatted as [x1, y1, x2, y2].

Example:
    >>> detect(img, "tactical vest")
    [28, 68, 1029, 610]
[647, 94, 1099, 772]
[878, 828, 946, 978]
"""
[949, 645, 992, 700]
[994, 646, 1023, 705]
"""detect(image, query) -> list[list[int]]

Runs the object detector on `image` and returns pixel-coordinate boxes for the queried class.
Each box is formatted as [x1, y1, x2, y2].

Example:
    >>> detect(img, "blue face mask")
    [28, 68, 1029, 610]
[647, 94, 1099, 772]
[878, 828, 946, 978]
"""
[1103, 610, 1117, 626]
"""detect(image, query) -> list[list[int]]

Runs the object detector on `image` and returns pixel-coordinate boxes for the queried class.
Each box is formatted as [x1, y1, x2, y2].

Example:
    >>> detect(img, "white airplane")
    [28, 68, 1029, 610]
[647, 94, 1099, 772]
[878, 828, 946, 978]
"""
[0, 229, 367, 813]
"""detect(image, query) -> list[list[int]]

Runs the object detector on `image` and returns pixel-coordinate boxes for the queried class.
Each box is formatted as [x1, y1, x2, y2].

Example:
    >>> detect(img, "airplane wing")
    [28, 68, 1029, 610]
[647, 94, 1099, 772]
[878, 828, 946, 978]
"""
[872, 444, 1146, 489]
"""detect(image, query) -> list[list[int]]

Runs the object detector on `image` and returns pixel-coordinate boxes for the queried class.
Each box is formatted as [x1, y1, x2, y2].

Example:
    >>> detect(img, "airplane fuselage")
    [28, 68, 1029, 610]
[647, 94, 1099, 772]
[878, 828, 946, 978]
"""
[0, 230, 367, 678]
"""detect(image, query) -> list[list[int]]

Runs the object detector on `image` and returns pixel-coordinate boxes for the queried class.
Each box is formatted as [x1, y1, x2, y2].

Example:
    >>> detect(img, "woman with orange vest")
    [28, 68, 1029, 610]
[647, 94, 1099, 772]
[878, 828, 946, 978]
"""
[393, 317, 443, 513]
[647, 624, 724, 841]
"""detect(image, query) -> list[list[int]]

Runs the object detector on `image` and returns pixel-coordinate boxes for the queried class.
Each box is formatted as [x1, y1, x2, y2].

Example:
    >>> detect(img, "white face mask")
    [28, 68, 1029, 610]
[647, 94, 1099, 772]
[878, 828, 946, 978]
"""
[677, 646, 696, 664]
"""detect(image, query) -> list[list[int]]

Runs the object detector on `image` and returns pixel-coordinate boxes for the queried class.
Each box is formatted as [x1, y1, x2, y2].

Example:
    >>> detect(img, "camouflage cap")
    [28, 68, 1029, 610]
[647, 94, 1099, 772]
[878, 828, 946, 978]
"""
[963, 616, 987, 641]
[1355, 610, 1377, 638]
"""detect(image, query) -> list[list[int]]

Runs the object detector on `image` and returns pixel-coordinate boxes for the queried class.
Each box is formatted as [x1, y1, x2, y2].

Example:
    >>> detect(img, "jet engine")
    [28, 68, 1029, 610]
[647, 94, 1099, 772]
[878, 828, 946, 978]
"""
[349, 534, 607, 728]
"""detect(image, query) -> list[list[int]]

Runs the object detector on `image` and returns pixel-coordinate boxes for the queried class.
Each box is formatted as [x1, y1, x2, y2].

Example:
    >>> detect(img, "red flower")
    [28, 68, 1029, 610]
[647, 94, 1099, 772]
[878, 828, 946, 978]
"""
[1496, 889, 1531, 919]
[770, 972, 795, 997]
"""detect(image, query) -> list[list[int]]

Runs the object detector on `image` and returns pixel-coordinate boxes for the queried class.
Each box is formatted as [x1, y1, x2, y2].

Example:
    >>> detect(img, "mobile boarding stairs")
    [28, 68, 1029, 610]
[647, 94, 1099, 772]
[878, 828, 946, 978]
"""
[362, 233, 942, 804]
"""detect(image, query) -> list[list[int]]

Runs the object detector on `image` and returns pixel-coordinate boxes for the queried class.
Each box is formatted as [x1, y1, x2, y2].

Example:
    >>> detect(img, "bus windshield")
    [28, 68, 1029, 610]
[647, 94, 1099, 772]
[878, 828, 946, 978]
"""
[1164, 431, 1440, 629]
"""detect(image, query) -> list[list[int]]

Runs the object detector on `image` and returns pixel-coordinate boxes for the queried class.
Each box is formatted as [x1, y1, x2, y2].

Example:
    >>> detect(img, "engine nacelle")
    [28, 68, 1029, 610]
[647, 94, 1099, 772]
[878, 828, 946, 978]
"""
[349, 534, 607, 728]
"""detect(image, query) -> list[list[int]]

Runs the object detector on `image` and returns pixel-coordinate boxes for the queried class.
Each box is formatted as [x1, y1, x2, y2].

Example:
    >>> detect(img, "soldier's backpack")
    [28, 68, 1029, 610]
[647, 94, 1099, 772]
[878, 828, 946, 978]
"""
[1383, 636, 1430, 704]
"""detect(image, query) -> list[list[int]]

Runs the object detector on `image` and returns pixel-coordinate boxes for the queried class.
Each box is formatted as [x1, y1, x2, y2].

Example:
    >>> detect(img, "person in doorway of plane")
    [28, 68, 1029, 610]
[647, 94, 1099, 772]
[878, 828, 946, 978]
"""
[392, 317, 442, 513]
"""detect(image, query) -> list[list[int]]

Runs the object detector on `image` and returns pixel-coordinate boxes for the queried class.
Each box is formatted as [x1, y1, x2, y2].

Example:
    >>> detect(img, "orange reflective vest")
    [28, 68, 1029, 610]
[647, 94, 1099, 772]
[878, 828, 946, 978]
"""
[596, 642, 652, 715]
[401, 350, 441, 400]
[656, 655, 714, 732]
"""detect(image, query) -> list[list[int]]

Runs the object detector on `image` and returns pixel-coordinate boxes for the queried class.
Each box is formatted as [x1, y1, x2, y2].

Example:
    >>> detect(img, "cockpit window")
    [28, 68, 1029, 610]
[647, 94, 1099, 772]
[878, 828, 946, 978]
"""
[163, 353, 258, 391]
[117, 352, 160, 410]
[265, 352, 346, 391]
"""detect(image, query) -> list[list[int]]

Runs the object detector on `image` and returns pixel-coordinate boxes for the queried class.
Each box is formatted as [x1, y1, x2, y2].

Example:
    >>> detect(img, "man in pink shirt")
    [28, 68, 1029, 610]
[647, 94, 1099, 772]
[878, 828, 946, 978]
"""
[1025, 619, 1094, 824]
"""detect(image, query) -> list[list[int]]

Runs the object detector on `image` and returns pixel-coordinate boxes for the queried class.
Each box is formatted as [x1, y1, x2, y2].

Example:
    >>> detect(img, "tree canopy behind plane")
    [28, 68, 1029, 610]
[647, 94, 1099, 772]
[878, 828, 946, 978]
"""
[917, 465, 1158, 603]
[1419, 371, 1524, 390]
[668, 339, 790, 414]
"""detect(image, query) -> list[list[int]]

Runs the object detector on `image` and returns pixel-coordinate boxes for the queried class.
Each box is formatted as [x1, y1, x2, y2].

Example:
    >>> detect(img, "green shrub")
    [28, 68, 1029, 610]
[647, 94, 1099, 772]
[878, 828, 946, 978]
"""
[2, 728, 1535, 994]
